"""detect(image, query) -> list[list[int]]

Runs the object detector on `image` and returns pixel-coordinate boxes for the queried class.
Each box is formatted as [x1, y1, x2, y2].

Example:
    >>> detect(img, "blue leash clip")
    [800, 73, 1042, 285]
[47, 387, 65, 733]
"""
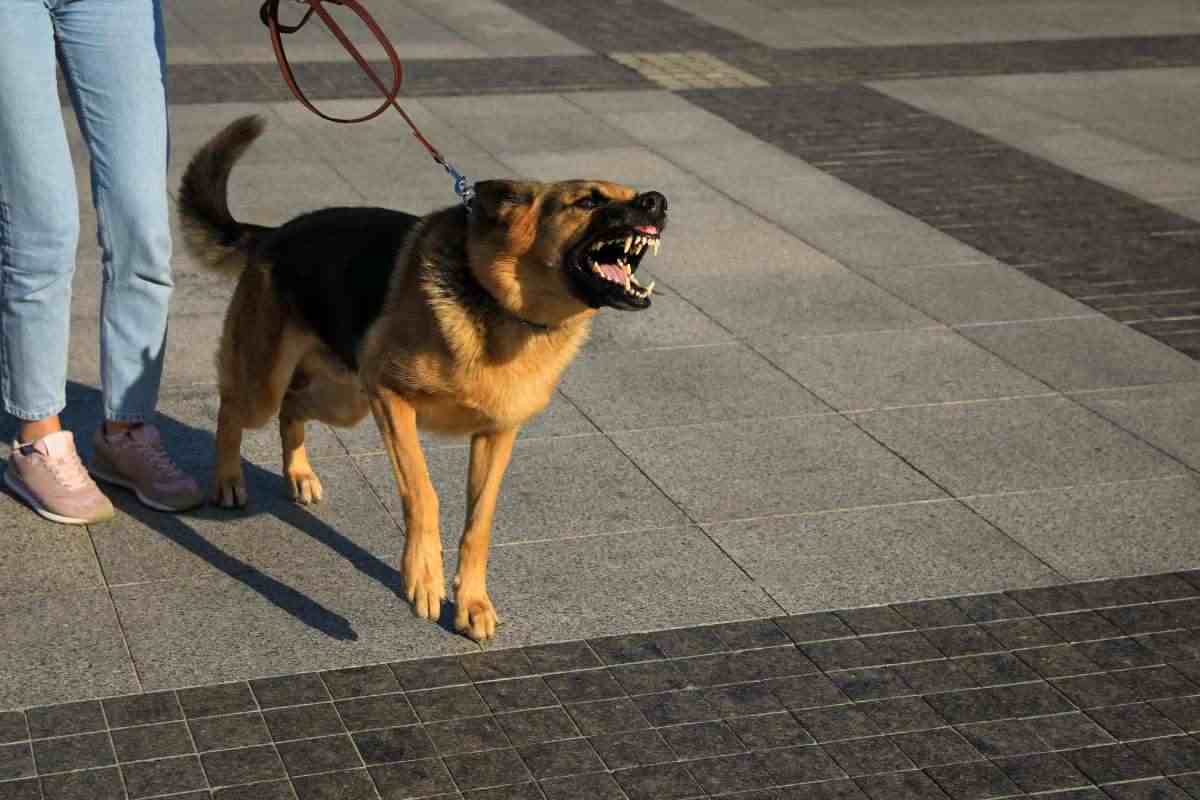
[442, 160, 474, 207]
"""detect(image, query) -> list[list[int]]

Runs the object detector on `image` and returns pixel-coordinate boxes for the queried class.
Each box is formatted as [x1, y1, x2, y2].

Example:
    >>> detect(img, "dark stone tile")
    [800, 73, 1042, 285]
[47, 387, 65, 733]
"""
[0, 741, 34, 780]
[121, 754, 207, 798]
[650, 627, 727, 658]
[1008, 586, 1089, 615]
[958, 719, 1047, 757]
[522, 642, 601, 674]
[292, 768, 377, 800]
[1151, 696, 1200, 732]
[892, 600, 973, 629]
[103, 691, 182, 729]
[855, 769, 949, 800]
[540, 771, 625, 800]
[635, 690, 718, 727]
[660, 720, 745, 759]
[891, 729, 982, 767]
[1137, 631, 1200, 662]
[1027, 711, 1114, 749]
[251, 674, 331, 709]
[1104, 778, 1192, 799]
[390, 655, 472, 691]
[276, 734, 361, 777]
[953, 593, 1031, 623]
[1041, 612, 1124, 643]
[779, 778, 870, 798]
[1017, 644, 1101, 678]
[352, 725, 436, 765]
[466, 783, 545, 800]
[370, 757, 456, 799]
[564, 698, 647, 736]
[110, 721, 194, 762]
[589, 634, 666, 665]
[1174, 660, 1200, 685]
[40, 767, 125, 800]
[1173, 772, 1200, 798]
[1100, 605, 1183, 636]
[702, 682, 783, 716]
[590, 729, 674, 770]
[33, 732, 115, 773]
[1091, 704, 1184, 741]
[776, 613, 855, 643]
[858, 697, 946, 734]
[736, 646, 819, 679]
[494, 708, 577, 748]
[868, 632, 942, 665]
[802, 639, 877, 671]
[1026, 790, 1105, 800]
[609, 661, 688, 695]
[0, 713, 28, 745]
[1055, 673, 1142, 708]
[201, 745, 287, 787]
[212, 780, 298, 800]
[795, 705, 881, 742]
[823, 736, 913, 776]
[427, 715, 508, 756]
[727, 711, 814, 749]
[189, 712, 271, 752]
[953, 653, 1040, 686]
[767, 674, 848, 710]
[519, 738, 604, 779]
[0, 777, 40, 800]
[408, 685, 490, 723]
[1065, 743, 1162, 784]
[1074, 579, 1147, 609]
[993, 682, 1077, 717]
[478, 678, 557, 713]
[263, 703, 345, 742]
[614, 763, 703, 800]
[444, 748, 531, 791]
[27, 702, 106, 739]
[837, 606, 913, 635]
[895, 660, 978, 693]
[177, 682, 256, 719]
[321, 665, 400, 699]
[1116, 666, 1198, 702]
[767, 744, 846, 785]
[708, 619, 790, 650]
[686, 752, 775, 795]
[544, 671, 624, 704]
[924, 688, 1011, 725]
[462, 651, 536, 683]
[672, 653, 746, 688]
[829, 667, 914, 701]
[924, 626, 1004, 658]
[1130, 735, 1200, 775]
[984, 618, 1064, 649]
[994, 752, 1089, 793]
[336, 693, 417, 732]
[927, 760, 1022, 799]
[1077, 638, 1162, 670]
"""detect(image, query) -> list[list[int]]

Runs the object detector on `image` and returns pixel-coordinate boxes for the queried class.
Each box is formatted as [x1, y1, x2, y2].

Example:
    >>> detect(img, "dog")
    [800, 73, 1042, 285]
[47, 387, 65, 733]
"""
[177, 116, 668, 640]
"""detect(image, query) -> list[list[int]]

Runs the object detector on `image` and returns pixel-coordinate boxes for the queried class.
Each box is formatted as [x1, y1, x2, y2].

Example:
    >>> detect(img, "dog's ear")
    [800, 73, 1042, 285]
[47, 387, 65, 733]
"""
[472, 180, 537, 227]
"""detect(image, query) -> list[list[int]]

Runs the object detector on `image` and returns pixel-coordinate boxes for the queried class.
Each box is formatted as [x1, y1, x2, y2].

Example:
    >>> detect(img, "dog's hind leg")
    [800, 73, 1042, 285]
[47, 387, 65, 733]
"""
[453, 427, 517, 641]
[280, 408, 322, 505]
[368, 385, 445, 622]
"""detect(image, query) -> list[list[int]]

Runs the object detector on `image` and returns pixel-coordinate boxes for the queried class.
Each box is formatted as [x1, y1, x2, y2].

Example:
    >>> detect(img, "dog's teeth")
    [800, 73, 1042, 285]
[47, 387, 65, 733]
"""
[624, 236, 633, 254]
[646, 280, 656, 294]
[651, 239, 660, 256]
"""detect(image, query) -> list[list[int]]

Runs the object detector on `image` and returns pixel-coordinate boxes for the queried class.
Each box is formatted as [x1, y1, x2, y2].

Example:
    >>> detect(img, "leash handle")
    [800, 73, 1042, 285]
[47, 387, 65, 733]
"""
[260, 0, 474, 205]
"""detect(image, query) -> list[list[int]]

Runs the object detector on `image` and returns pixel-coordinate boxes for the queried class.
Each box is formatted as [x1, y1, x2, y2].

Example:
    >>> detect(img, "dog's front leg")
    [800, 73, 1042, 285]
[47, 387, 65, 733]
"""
[369, 387, 445, 620]
[455, 428, 517, 641]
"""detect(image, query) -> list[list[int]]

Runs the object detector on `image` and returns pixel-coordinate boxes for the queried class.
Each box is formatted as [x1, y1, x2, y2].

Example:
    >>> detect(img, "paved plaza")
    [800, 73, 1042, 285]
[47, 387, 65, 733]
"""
[2, 0, 1200, 797]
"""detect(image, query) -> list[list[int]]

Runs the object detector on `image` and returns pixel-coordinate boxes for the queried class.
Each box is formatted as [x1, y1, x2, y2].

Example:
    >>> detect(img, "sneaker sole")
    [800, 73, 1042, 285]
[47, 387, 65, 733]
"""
[89, 466, 202, 513]
[3, 470, 113, 526]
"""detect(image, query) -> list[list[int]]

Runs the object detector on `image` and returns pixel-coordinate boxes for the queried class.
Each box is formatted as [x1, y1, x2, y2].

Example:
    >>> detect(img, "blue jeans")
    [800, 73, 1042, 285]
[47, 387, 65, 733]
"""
[0, 0, 172, 424]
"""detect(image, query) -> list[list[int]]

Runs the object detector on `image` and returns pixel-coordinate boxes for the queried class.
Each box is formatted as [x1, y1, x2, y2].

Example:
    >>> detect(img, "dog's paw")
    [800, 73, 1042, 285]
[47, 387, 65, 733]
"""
[212, 474, 248, 508]
[287, 470, 323, 505]
[454, 585, 499, 642]
[403, 543, 446, 621]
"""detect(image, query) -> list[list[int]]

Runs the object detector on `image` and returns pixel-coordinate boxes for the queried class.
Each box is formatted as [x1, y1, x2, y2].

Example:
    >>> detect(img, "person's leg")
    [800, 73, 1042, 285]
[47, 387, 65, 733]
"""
[0, 0, 79, 441]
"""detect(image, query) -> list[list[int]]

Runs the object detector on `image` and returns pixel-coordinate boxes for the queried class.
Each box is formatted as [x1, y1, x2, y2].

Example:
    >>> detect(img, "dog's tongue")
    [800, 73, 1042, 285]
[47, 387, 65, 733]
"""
[598, 264, 626, 284]
[635, 225, 659, 235]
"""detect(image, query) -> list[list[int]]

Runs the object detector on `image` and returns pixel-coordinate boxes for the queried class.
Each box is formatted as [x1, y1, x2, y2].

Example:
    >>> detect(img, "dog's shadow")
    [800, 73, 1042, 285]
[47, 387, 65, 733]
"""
[2, 382, 461, 641]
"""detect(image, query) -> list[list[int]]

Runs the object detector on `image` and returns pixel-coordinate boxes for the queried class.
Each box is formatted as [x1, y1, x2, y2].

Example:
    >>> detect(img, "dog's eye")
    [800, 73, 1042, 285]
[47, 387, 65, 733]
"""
[574, 195, 600, 210]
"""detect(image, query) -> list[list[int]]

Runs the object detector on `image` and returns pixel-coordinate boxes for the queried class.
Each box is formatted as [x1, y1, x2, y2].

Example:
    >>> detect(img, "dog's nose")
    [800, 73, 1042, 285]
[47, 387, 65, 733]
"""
[636, 191, 668, 216]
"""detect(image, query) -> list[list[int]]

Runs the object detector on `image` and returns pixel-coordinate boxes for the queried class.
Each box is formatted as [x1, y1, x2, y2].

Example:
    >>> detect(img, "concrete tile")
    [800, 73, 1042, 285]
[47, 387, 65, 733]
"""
[0, 590, 140, 709]
[867, 263, 1095, 325]
[563, 90, 701, 116]
[610, 414, 946, 523]
[498, 146, 703, 190]
[1073, 382, 1200, 469]
[0, 500, 105, 597]
[599, 108, 764, 148]
[91, 458, 402, 585]
[559, 343, 827, 430]
[360, 434, 688, 543]
[486, 526, 783, 645]
[706, 501, 1061, 613]
[961, 317, 1200, 391]
[420, 94, 635, 155]
[852, 396, 1188, 497]
[967, 477, 1200, 580]
[661, 0, 854, 49]
[111, 556, 476, 691]
[790, 218, 993, 271]
[402, 0, 590, 57]
[1014, 129, 1162, 165]
[761, 328, 1051, 412]
[67, 313, 224, 390]
[1075, 158, 1200, 200]
[584, 290, 734, 352]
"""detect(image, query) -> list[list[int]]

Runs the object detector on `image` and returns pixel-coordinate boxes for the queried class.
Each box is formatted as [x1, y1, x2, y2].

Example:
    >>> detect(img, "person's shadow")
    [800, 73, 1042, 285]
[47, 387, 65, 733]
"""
[2, 382, 460, 641]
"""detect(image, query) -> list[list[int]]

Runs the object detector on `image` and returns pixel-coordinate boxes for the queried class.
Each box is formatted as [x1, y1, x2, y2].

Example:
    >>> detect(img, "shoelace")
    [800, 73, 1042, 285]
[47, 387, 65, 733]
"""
[133, 439, 187, 482]
[47, 452, 92, 491]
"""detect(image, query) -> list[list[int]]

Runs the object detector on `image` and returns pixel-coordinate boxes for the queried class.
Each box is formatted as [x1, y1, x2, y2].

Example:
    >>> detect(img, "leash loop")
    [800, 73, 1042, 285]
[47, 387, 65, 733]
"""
[258, 0, 473, 205]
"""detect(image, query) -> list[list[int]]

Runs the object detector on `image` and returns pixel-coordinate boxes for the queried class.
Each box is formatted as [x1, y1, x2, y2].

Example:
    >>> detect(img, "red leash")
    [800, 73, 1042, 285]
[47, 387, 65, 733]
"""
[258, 0, 473, 204]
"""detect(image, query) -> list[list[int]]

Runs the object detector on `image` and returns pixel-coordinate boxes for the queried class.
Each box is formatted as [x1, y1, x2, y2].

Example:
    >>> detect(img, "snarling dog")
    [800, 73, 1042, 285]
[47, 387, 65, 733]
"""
[177, 116, 667, 640]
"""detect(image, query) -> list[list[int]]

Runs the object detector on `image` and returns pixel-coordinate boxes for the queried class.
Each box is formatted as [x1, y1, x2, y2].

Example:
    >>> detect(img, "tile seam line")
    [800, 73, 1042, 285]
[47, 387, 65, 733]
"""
[82, 519, 146, 701]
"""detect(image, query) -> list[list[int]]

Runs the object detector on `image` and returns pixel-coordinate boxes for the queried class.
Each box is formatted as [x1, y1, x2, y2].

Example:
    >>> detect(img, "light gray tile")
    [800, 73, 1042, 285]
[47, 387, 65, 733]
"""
[486, 526, 782, 644]
[967, 477, 1200, 580]
[867, 262, 1094, 325]
[961, 317, 1200, 391]
[498, 146, 704, 190]
[0, 499, 105, 596]
[1073, 382, 1200, 469]
[584, 289, 734, 352]
[706, 501, 1061, 612]
[560, 343, 827, 430]
[852, 396, 1188, 497]
[762, 328, 1051, 411]
[67, 313, 223, 391]
[112, 558, 476, 691]
[0, 590, 139, 709]
[359, 434, 688, 544]
[610, 415, 946, 522]
[790, 220, 992, 271]
[402, 0, 590, 57]
[421, 95, 635, 155]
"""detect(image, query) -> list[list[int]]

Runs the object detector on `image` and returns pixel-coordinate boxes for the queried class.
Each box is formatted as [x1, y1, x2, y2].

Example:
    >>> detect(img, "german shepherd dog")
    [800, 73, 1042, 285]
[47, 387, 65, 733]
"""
[177, 116, 667, 640]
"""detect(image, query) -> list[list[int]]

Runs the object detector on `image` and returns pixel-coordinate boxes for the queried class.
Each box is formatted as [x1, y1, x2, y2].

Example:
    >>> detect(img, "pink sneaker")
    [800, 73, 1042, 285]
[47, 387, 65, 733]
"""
[4, 431, 115, 525]
[90, 424, 204, 512]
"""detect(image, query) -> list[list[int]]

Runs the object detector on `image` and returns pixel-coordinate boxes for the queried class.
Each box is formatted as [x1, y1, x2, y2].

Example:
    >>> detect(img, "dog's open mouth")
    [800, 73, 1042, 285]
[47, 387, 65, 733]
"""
[570, 224, 661, 310]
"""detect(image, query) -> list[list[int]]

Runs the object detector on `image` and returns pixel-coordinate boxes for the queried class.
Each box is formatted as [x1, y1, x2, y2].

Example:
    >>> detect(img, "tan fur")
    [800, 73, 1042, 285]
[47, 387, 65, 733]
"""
[179, 117, 655, 641]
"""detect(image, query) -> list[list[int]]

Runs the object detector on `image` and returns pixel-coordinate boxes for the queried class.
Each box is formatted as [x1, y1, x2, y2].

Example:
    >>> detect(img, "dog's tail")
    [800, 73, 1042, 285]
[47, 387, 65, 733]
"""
[177, 115, 272, 278]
